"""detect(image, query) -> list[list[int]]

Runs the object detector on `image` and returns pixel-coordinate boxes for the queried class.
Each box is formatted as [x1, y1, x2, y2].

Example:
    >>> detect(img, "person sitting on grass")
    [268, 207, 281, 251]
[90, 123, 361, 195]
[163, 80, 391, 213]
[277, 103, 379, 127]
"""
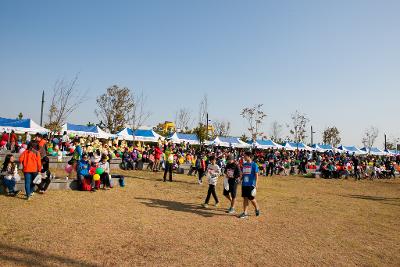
[1, 154, 21, 196]
[98, 154, 111, 190]
[202, 155, 221, 208]
[239, 151, 260, 219]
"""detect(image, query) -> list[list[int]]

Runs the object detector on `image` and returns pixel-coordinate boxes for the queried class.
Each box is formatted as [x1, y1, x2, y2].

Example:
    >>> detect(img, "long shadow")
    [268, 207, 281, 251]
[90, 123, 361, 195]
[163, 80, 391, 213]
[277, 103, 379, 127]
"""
[0, 242, 98, 267]
[127, 174, 197, 185]
[341, 194, 400, 207]
[135, 197, 226, 218]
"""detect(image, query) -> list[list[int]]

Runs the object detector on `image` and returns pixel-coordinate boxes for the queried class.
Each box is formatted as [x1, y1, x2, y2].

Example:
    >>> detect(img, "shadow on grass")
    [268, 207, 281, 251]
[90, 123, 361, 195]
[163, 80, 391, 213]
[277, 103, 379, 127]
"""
[127, 174, 197, 185]
[341, 194, 400, 206]
[135, 197, 226, 218]
[0, 242, 98, 267]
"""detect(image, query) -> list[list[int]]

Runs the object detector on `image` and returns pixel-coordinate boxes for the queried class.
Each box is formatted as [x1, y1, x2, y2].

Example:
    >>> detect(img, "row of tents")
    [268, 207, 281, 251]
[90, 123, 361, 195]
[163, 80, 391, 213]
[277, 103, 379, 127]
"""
[1, 117, 398, 156]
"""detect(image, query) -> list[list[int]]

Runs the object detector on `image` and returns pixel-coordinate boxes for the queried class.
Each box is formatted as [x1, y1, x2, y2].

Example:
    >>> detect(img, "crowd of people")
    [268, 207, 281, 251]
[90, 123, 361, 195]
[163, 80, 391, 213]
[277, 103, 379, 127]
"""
[1, 131, 399, 218]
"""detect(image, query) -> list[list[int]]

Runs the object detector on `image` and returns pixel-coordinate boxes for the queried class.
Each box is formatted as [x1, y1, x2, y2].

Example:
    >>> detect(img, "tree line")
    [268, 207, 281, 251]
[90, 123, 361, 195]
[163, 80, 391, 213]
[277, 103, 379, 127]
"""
[41, 75, 398, 150]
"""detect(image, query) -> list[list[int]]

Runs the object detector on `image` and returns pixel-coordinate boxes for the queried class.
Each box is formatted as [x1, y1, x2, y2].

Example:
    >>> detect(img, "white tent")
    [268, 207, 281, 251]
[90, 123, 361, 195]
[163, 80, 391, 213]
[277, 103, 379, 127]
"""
[253, 139, 282, 150]
[282, 142, 313, 151]
[117, 128, 164, 142]
[337, 145, 366, 155]
[360, 147, 388, 156]
[311, 144, 334, 152]
[169, 133, 200, 145]
[62, 123, 115, 139]
[0, 117, 49, 134]
[210, 136, 250, 148]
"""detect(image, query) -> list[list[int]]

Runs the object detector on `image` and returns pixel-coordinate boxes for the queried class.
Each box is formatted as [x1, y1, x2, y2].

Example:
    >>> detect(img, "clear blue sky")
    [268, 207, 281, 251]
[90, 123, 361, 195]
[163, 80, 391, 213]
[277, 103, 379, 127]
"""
[1, 0, 399, 146]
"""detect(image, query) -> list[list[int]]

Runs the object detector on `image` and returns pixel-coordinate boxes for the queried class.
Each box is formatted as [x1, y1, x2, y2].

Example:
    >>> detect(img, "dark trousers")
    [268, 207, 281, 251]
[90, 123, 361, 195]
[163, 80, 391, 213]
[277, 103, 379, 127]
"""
[266, 163, 274, 176]
[198, 169, 205, 182]
[163, 162, 173, 181]
[101, 172, 111, 187]
[38, 171, 51, 192]
[205, 184, 219, 204]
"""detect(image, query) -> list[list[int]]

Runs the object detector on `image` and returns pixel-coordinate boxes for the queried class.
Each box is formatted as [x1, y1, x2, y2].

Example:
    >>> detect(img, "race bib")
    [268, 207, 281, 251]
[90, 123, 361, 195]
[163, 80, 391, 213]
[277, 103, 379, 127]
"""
[243, 166, 252, 175]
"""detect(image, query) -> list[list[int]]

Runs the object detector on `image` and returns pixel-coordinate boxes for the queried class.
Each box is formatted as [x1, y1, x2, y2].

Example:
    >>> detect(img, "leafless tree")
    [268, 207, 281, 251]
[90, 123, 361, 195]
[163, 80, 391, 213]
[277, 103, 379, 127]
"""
[46, 74, 87, 131]
[95, 85, 134, 133]
[270, 121, 282, 142]
[362, 126, 379, 151]
[240, 104, 267, 141]
[289, 110, 309, 143]
[131, 90, 151, 131]
[322, 126, 341, 147]
[386, 135, 400, 150]
[213, 120, 231, 137]
[175, 108, 192, 132]
[198, 94, 208, 125]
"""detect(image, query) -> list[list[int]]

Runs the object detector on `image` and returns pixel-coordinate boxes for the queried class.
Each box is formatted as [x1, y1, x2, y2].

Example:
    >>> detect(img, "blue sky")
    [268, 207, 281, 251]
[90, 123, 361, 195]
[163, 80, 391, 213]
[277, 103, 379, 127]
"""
[0, 0, 399, 146]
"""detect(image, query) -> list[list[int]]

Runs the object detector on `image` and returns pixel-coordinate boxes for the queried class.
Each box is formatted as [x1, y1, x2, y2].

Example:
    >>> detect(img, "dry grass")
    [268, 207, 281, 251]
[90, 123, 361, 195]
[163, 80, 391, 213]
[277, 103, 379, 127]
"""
[0, 170, 399, 266]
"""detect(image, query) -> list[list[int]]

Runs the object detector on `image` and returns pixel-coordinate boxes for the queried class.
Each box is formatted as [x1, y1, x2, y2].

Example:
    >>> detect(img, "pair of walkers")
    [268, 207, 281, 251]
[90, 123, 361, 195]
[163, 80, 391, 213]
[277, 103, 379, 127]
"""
[202, 152, 260, 219]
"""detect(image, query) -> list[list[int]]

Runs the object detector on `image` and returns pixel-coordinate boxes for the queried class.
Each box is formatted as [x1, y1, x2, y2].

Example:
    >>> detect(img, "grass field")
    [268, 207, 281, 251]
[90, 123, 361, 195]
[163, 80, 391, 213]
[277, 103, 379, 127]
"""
[0, 170, 399, 266]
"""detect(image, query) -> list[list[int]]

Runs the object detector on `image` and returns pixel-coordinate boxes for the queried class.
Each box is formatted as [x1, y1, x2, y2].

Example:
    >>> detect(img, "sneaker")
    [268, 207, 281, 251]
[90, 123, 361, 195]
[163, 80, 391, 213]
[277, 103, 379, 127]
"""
[238, 212, 248, 219]
[255, 209, 260, 217]
[227, 207, 236, 214]
[202, 203, 209, 208]
[198, 180, 202, 185]
[215, 202, 219, 207]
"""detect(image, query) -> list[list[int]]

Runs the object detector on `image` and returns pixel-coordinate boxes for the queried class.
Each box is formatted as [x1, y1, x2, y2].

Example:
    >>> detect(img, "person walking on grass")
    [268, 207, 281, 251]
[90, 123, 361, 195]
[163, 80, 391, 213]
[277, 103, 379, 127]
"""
[239, 151, 260, 219]
[202, 155, 221, 208]
[19, 141, 42, 200]
[223, 154, 241, 214]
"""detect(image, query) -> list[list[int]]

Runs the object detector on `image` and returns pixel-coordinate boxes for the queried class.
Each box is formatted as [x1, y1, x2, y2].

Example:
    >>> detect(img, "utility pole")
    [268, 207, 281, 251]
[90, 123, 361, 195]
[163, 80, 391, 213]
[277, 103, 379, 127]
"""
[384, 134, 387, 151]
[311, 126, 316, 146]
[206, 113, 209, 141]
[40, 90, 45, 126]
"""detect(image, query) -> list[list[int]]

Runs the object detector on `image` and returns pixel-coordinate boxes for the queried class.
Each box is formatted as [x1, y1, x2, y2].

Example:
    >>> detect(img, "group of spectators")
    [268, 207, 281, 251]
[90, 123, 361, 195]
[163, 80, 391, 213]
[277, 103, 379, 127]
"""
[1, 130, 399, 200]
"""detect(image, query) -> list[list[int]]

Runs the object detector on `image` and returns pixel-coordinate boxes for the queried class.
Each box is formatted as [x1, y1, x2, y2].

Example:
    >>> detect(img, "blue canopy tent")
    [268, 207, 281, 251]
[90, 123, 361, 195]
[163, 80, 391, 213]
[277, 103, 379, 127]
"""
[337, 145, 365, 155]
[253, 139, 282, 150]
[169, 133, 200, 145]
[282, 142, 312, 151]
[385, 149, 400, 156]
[62, 123, 115, 139]
[117, 128, 164, 142]
[360, 147, 387, 156]
[0, 117, 49, 134]
[209, 136, 250, 148]
[311, 144, 334, 152]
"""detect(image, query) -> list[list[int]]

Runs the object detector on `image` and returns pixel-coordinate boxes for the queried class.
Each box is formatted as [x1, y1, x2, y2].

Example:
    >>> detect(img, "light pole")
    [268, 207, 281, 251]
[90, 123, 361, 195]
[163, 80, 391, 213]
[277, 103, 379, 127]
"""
[40, 90, 45, 126]
[311, 126, 316, 146]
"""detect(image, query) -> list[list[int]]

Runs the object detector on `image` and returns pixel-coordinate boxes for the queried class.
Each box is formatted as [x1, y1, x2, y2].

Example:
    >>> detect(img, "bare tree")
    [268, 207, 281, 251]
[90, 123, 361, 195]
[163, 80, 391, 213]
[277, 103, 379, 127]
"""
[175, 108, 192, 132]
[95, 85, 134, 133]
[322, 126, 341, 147]
[289, 110, 309, 143]
[362, 126, 379, 151]
[198, 94, 208, 125]
[270, 121, 282, 141]
[213, 120, 231, 137]
[45, 74, 87, 132]
[386, 135, 400, 150]
[131, 90, 151, 131]
[241, 104, 267, 141]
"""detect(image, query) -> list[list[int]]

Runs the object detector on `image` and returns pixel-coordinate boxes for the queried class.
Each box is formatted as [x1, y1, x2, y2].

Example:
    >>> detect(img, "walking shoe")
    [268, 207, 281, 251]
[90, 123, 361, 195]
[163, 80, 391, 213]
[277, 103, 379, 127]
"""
[255, 209, 260, 217]
[215, 202, 219, 207]
[227, 207, 236, 214]
[202, 203, 209, 208]
[238, 212, 248, 219]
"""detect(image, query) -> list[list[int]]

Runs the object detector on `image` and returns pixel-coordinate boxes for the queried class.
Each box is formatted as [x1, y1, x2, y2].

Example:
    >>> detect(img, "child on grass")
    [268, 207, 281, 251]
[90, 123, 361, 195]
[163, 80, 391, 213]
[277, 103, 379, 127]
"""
[202, 155, 221, 208]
